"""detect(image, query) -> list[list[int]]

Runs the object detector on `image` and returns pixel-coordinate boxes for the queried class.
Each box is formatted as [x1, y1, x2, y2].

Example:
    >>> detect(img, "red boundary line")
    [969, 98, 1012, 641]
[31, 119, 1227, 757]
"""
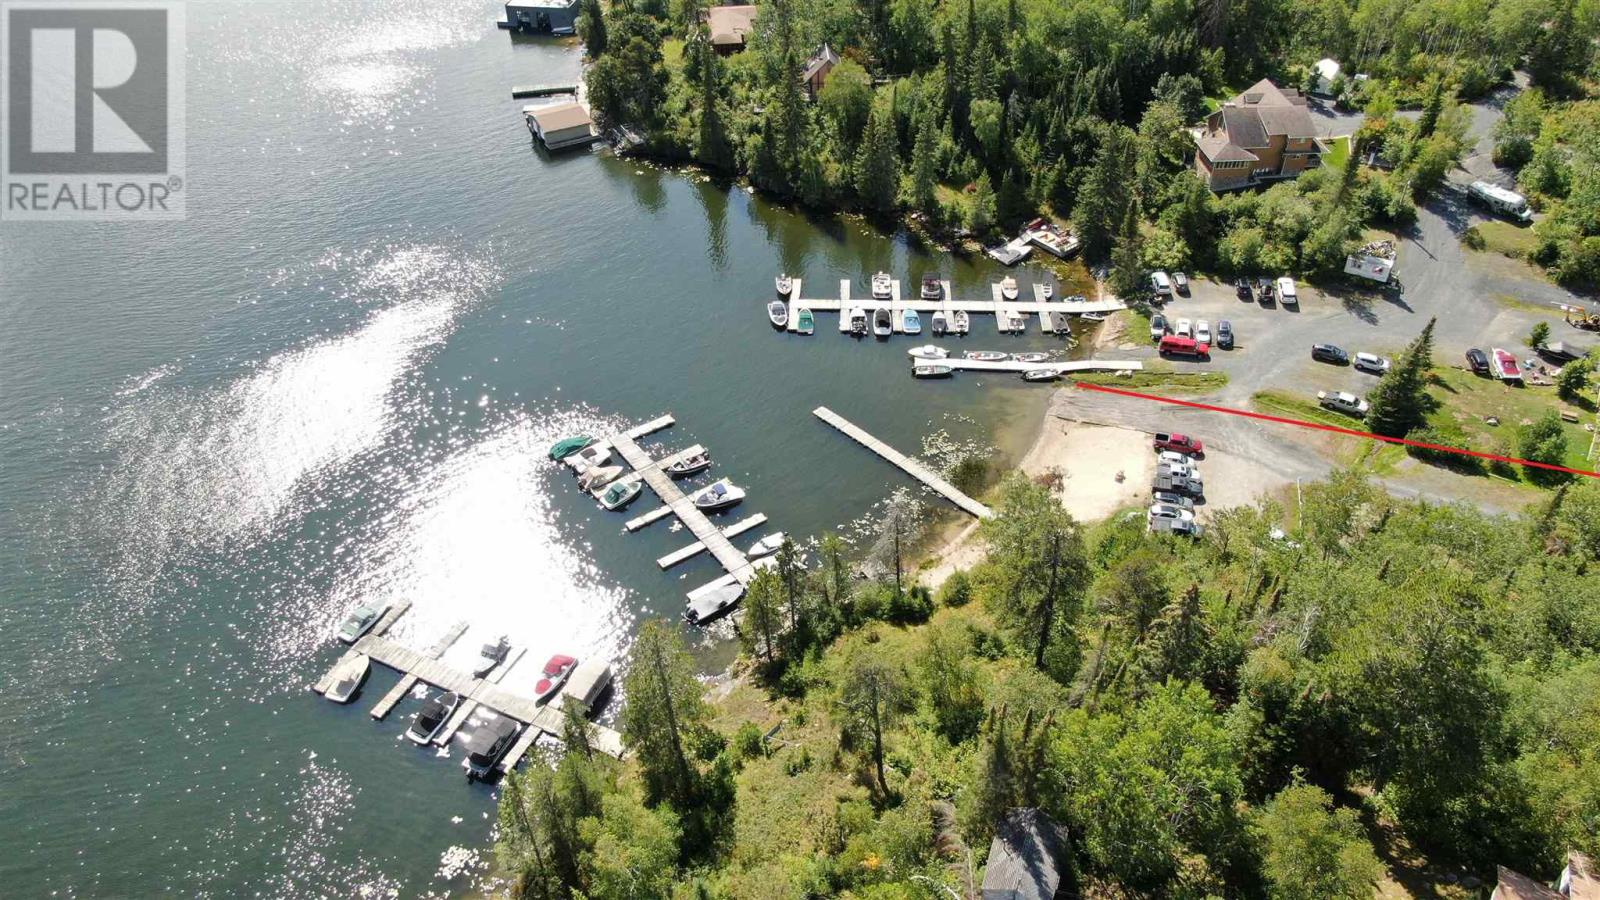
[1071, 381, 1600, 480]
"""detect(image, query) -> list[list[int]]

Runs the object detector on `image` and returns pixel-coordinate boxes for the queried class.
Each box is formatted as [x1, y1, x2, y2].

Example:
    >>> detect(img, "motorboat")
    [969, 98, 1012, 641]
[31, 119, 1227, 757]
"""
[462, 716, 520, 780]
[913, 364, 954, 379]
[952, 310, 970, 334]
[871, 272, 893, 300]
[1021, 368, 1061, 382]
[337, 604, 386, 644]
[1080, 311, 1107, 322]
[1041, 282, 1055, 300]
[473, 635, 511, 678]
[907, 344, 948, 360]
[873, 307, 893, 338]
[920, 275, 942, 300]
[664, 451, 711, 478]
[902, 309, 922, 334]
[796, 308, 814, 335]
[564, 444, 610, 474]
[1012, 352, 1050, 363]
[848, 307, 868, 336]
[684, 582, 744, 625]
[323, 653, 370, 704]
[775, 274, 793, 297]
[1492, 348, 1524, 382]
[577, 463, 624, 492]
[767, 300, 789, 328]
[405, 690, 461, 744]
[965, 350, 1008, 362]
[548, 436, 593, 462]
[1000, 276, 1019, 300]
[931, 311, 948, 335]
[532, 654, 579, 705]
[747, 532, 786, 558]
[598, 476, 643, 510]
[692, 480, 745, 511]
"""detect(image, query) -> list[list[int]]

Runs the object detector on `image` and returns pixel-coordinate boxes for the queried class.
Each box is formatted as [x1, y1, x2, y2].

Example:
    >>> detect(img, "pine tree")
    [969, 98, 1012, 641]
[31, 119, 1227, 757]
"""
[1108, 203, 1145, 302]
[1074, 126, 1136, 261]
[694, 38, 733, 172]
[1365, 317, 1436, 437]
[855, 103, 901, 213]
[967, 171, 996, 235]
[620, 620, 708, 810]
[910, 107, 939, 215]
[1416, 77, 1446, 140]
[1336, 137, 1363, 205]
[739, 568, 783, 665]
[578, 0, 607, 57]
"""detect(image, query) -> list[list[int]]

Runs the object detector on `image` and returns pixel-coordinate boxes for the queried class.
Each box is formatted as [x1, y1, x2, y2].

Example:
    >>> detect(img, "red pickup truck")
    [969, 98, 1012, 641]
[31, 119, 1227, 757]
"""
[1153, 432, 1203, 456]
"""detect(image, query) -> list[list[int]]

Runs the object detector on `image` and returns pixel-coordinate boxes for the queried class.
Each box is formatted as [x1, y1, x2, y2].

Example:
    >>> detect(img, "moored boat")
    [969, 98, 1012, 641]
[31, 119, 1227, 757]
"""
[747, 532, 786, 558]
[564, 444, 610, 473]
[1012, 352, 1050, 363]
[952, 310, 970, 333]
[692, 479, 745, 511]
[473, 635, 511, 678]
[599, 476, 643, 510]
[907, 344, 948, 360]
[913, 364, 954, 379]
[1080, 311, 1107, 322]
[920, 275, 942, 300]
[873, 307, 893, 338]
[578, 463, 624, 492]
[1021, 368, 1061, 382]
[1000, 276, 1019, 300]
[964, 350, 1008, 362]
[532, 654, 579, 705]
[767, 300, 789, 328]
[848, 307, 868, 336]
[775, 274, 793, 297]
[902, 309, 922, 334]
[664, 451, 711, 478]
[1041, 281, 1055, 300]
[405, 690, 461, 744]
[796, 308, 814, 334]
[337, 603, 387, 644]
[323, 653, 370, 704]
[548, 436, 593, 462]
[931, 311, 948, 335]
[684, 582, 743, 625]
[871, 272, 893, 300]
[462, 716, 520, 780]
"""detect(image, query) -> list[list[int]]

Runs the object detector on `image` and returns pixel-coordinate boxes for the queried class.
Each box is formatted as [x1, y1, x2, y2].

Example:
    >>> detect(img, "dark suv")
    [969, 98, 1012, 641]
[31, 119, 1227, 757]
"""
[1235, 278, 1253, 301]
[1216, 320, 1234, 349]
[1465, 348, 1490, 375]
[1312, 343, 1348, 365]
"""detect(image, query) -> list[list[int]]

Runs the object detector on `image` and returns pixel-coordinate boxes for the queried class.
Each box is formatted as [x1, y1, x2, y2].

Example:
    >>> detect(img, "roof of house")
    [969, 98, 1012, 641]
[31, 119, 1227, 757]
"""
[1495, 866, 1563, 900]
[527, 101, 593, 133]
[1568, 852, 1600, 900]
[706, 5, 758, 46]
[980, 808, 1068, 900]
[803, 43, 840, 81]
[1193, 78, 1317, 164]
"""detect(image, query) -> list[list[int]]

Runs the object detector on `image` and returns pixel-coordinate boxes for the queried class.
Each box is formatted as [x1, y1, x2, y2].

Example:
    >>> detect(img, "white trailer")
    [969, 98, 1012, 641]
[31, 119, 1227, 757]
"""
[1468, 181, 1533, 223]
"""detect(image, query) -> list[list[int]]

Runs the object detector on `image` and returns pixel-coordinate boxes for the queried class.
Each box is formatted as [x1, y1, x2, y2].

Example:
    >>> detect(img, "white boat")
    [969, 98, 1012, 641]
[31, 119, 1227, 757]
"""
[775, 274, 793, 297]
[913, 364, 954, 379]
[598, 476, 643, 510]
[907, 344, 948, 360]
[871, 272, 893, 300]
[747, 532, 786, 557]
[1041, 282, 1055, 300]
[1000, 276, 1019, 300]
[931, 311, 948, 335]
[872, 307, 893, 338]
[473, 635, 511, 678]
[1080, 311, 1107, 322]
[578, 463, 623, 492]
[323, 653, 370, 704]
[1012, 352, 1050, 363]
[664, 451, 710, 478]
[684, 582, 743, 625]
[336, 603, 386, 644]
[1021, 368, 1060, 382]
[965, 350, 1008, 362]
[795, 307, 814, 335]
[848, 307, 868, 336]
[693, 479, 745, 510]
[532, 654, 579, 705]
[920, 275, 942, 300]
[405, 690, 461, 744]
[564, 444, 610, 473]
[952, 310, 970, 334]
[902, 309, 922, 334]
[767, 300, 788, 328]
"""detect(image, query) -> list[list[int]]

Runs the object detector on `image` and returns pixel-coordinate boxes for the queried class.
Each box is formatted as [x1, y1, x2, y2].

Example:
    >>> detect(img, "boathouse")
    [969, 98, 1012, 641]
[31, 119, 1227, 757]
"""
[525, 102, 596, 150]
[503, 0, 579, 34]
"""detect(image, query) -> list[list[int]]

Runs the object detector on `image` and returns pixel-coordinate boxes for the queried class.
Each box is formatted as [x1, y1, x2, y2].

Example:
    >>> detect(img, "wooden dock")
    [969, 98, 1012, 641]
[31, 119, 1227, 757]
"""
[511, 83, 578, 99]
[609, 435, 762, 589]
[367, 619, 468, 720]
[781, 279, 1125, 340]
[935, 357, 1143, 375]
[311, 599, 412, 695]
[812, 406, 993, 519]
[656, 513, 768, 569]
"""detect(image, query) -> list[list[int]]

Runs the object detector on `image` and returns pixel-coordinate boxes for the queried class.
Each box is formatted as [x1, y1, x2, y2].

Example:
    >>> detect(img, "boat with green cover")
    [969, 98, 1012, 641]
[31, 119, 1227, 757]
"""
[549, 436, 593, 461]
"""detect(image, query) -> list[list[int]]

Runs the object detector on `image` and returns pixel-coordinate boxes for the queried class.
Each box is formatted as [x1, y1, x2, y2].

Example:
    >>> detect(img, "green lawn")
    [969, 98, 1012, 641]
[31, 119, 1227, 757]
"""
[1472, 220, 1540, 259]
[1323, 135, 1351, 172]
[1423, 366, 1595, 476]
[1077, 369, 1229, 393]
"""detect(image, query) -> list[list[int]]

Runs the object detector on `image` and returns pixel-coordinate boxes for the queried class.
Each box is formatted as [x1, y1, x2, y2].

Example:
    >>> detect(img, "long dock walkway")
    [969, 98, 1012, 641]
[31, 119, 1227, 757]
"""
[813, 406, 993, 519]
[782, 279, 1126, 337]
[656, 513, 767, 569]
[937, 357, 1144, 374]
[610, 435, 760, 587]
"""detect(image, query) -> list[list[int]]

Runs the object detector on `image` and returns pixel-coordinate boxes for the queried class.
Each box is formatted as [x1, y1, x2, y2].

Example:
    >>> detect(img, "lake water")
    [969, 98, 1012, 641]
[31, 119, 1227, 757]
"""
[0, 1, 1076, 894]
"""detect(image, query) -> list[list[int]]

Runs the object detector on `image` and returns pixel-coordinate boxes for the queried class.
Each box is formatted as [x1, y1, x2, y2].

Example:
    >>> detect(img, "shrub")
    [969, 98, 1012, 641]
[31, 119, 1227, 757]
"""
[732, 721, 767, 761]
[948, 456, 990, 495]
[1407, 423, 1483, 473]
[938, 570, 972, 607]
[1460, 225, 1486, 250]
[886, 585, 934, 624]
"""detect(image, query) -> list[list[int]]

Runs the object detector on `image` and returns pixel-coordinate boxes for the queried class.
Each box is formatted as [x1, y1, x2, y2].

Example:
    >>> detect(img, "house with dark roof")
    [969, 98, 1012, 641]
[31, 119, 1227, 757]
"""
[802, 44, 840, 99]
[1492, 850, 1600, 900]
[1192, 78, 1324, 191]
[705, 5, 759, 54]
[981, 808, 1070, 900]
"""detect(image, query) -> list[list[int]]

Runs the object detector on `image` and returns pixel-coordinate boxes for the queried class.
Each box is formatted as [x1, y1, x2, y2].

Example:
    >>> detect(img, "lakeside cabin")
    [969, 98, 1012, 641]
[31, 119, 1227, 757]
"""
[499, 0, 579, 34]
[525, 102, 598, 150]
[706, 5, 759, 54]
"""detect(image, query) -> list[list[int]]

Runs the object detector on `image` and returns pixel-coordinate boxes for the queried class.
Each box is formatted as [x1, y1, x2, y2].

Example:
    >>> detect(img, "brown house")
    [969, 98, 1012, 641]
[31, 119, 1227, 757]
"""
[802, 44, 840, 99]
[1193, 78, 1324, 191]
[705, 5, 758, 54]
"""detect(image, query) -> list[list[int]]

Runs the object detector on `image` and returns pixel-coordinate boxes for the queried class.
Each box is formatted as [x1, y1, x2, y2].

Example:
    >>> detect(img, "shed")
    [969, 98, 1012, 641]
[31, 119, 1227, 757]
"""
[981, 808, 1069, 900]
[1314, 58, 1341, 95]
[524, 102, 596, 150]
[1542, 341, 1590, 362]
[706, 5, 758, 53]
[504, 0, 579, 34]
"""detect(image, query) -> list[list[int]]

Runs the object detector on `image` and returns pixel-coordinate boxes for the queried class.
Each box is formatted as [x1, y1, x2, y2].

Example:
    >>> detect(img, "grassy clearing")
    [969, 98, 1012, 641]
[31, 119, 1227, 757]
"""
[1251, 388, 1368, 430]
[1323, 135, 1351, 172]
[1423, 365, 1595, 476]
[1075, 369, 1229, 393]
[1472, 220, 1539, 258]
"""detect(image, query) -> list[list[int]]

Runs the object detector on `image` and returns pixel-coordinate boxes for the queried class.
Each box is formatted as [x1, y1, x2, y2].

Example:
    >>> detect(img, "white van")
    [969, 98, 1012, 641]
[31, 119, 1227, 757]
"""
[1276, 277, 1298, 306]
[1150, 271, 1173, 297]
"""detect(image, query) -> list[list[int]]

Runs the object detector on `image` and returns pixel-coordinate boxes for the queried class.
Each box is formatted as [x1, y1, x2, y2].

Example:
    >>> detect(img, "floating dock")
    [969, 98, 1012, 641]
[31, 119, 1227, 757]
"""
[511, 83, 579, 99]
[933, 357, 1143, 375]
[777, 279, 1125, 337]
[812, 406, 993, 519]
[656, 513, 768, 569]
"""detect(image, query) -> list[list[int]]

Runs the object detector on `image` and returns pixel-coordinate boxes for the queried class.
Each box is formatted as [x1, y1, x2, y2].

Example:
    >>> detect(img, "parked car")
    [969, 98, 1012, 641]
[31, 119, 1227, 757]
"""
[1353, 352, 1391, 374]
[1173, 272, 1190, 295]
[1157, 460, 1204, 487]
[1149, 517, 1204, 538]
[1152, 490, 1194, 510]
[1318, 390, 1370, 415]
[1152, 472, 1204, 498]
[1149, 314, 1168, 341]
[1195, 319, 1212, 344]
[1312, 343, 1349, 365]
[1257, 277, 1275, 302]
[1151, 271, 1173, 297]
[1277, 277, 1298, 306]
[1465, 347, 1490, 375]
[1158, 335, 1210, 359]
[1157, 449, 1197, 466]
[1175, 318, 1193, 337]
[1153, 432, 1204, 456]
[1149, 502, 1196, 523]
[1235, 278, 1253, 301]
[1216, 320, 1234, 350]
